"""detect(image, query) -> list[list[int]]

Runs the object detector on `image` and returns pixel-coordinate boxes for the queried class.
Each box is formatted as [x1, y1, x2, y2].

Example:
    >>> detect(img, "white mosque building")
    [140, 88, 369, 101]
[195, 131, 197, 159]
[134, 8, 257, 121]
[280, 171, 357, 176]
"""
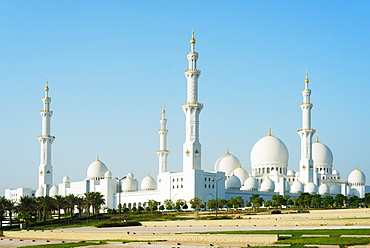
[5, 32, 368, 209]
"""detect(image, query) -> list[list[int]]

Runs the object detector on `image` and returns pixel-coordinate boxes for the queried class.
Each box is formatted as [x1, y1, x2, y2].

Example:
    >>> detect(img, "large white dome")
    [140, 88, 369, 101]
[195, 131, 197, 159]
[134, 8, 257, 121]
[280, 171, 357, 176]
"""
[35, 187, 44, 198]
[87, 158, 108, 180]
[242, 177, 258, 191]
[232, 166, 249, 184]
[49, 185, 58, 197]
[290, 181, 304, 194]
[250, 134, 289, 167]
[318, 184, 330, 195]
[304, 182, 317, 194]
[348, 168, 366, 185]
[225, 175, 241, 189]
[276, 180, 290, 192]
[214, 151, 240, 175]
[260, 177, 275, 191]
[122, 178, 137, 192]
[141, 174, 156, 191]
[312, 141, 333, 166]
[330, 184, 341, 195]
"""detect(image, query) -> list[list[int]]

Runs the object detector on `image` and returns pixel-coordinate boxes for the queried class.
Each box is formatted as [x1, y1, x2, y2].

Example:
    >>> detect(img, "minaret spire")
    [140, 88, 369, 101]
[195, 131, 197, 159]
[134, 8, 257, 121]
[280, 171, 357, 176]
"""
[157, 106, 170, 173]
[298, 72, 316, 185]
[37, 81, 55, 195]
[182, 29, 203, 171]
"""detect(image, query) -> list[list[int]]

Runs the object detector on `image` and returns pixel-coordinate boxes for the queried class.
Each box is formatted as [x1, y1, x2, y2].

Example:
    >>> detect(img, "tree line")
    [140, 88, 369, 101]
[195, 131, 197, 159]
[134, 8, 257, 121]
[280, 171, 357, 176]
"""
[0, 192, 105, 229]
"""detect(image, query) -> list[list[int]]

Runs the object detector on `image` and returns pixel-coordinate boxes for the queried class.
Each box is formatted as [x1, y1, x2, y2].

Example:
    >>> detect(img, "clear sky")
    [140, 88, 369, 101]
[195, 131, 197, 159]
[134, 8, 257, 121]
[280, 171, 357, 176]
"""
[1, 1, 369, 194]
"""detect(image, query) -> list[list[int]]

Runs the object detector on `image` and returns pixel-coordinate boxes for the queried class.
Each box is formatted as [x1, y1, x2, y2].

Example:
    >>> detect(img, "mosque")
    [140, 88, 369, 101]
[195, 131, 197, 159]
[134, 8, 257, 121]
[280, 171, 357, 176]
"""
[5, 32, 368, 209]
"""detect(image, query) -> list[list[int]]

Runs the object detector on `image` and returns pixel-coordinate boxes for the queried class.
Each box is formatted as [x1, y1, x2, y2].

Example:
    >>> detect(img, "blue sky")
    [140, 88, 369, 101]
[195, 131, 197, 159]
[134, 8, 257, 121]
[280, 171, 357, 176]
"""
[1, 1, 369, 194]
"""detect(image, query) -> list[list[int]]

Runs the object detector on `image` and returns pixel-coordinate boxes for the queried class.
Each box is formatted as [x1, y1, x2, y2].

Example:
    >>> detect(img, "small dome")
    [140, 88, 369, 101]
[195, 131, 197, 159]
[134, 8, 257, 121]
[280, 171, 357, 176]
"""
[291, 181, 304, 194]
[242, 177, 258, 191]
[35, 187, 44, 197]
[287, 170, 295, 177]
[141, 174, 156, 191]
[252, 170, 258, 177]
[318, 184, 330, 195]
[226, 175, 241, 189]
[276, 180, 290, 192]
[127, 172, 134, 179]
[232, 166, 249, 184]
[122, 178, 137, 192]
[87, 158, 108, 180]
[270, 169, 279, 176]
[250, 134, 289, 168]
[304, 182, 317, 194]
[63, 175, 70, 183]
[49, 185, 58, 197]
[330, 184, 341, 195]
[312, 141, 333, 166]
[348, 168, 366, 185]
[104, 170, 112, 179]
[295, 171, 300, 177]
[332, 169, 339, 176]
[260, 177, 275, 191]
[214, 151, 240, 175]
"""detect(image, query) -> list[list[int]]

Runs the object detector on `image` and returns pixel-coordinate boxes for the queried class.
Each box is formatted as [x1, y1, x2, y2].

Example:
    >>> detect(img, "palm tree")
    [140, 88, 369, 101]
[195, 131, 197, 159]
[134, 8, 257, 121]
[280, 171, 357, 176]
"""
[75, 196, 84, 218]
[65, 194, 78, 218]
[5, 199, 16, 226]
[84, 192, 106, 217]
[53, 195, 66, 221]
[189, 197, 203, 215]
[36, 196, 55, 222]
[0, 196, 8, 229]
[16, 196, 36, 227]
[164, 199, 173, 210]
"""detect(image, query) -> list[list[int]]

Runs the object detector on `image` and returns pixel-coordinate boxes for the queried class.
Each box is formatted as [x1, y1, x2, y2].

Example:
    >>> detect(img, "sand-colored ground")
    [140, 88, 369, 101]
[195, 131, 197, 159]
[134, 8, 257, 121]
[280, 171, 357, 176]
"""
[3, 208, 370, 247]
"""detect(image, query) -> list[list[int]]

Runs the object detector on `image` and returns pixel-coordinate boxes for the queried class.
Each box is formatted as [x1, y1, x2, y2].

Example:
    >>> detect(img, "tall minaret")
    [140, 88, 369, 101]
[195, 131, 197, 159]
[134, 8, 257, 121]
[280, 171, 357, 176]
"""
[157, 106, 170, 173]
[37, 81, 55, 195]
[298, 72, 316, 185]
[182, 29, 203, 171]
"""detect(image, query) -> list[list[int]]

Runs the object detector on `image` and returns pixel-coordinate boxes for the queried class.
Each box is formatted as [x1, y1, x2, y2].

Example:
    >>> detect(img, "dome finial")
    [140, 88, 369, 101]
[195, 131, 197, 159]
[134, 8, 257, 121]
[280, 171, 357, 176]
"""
[226, 147, 229, 154]
[267, 125, 272, 136]
[44, 80, 50, 97]
[162, 105, 166, 115]
[190, 28, 196, 45]
[356, 166, 359, 170]
[96, 156, 100, 161]
[304, 70, 309, 85]
[237, 163, 241, 168]
[315, 134, 319, 143]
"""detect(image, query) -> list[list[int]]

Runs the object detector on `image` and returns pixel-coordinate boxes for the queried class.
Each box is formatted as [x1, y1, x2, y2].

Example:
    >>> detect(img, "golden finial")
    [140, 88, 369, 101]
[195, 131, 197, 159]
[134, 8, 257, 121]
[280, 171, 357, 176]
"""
[267, 125, 272, 136]
[162, 105, 166, 114]
[147, 173, 151, 177]
[96, 156, 100, 161]
[190, 28, 196, 45]
[356, 166, 359, 170]
[237, 163, 241, 168]
[304, 70, 309, 84]
[315, 134, 319, 143]
[226, 147, 229, 154]
[44, 80, 49, 92]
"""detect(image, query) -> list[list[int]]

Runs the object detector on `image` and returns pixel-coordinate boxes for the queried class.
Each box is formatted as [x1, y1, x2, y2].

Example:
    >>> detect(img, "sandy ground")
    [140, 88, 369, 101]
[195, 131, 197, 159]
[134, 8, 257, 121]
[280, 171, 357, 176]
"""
[3, 208, 370, 247]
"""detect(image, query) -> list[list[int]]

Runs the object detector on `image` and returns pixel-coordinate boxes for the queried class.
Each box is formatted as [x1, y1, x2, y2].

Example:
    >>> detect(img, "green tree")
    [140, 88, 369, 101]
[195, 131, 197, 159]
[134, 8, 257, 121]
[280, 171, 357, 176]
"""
[53, 195, 66, 221]
[146, 199, 159, 212]
[5, 199, 16, 226]
[175, 199, 186, 210]
[228, 196, 244, 210]
[264, 199, 272, 208]
[0, 197, 8, 229]
[65, 194, 78, 218]
[36, 196, 55, 222]
[334, 194, 347, 207]
[348, 195, 361, 207]
[249, 194, 264, 212]
[189, 197, 203, 214]
[363, 193, 370, 208]
[322, 195, 334, 207]
[164, 199, 173, 210]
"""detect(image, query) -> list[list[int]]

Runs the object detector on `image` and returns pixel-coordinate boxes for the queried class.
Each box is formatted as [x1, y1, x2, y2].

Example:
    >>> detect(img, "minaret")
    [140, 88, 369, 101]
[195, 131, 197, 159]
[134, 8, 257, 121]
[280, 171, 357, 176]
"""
[157, 106, 170, 173]
[297, 72, 316, 185]
[182, 29, 203, 171]
[37, 81, 55, 195]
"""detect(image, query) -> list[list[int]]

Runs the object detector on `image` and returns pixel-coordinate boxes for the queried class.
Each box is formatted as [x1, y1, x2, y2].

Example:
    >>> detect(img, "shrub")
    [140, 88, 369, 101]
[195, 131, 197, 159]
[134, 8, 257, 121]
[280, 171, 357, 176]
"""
[94, 221, 142, 228]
